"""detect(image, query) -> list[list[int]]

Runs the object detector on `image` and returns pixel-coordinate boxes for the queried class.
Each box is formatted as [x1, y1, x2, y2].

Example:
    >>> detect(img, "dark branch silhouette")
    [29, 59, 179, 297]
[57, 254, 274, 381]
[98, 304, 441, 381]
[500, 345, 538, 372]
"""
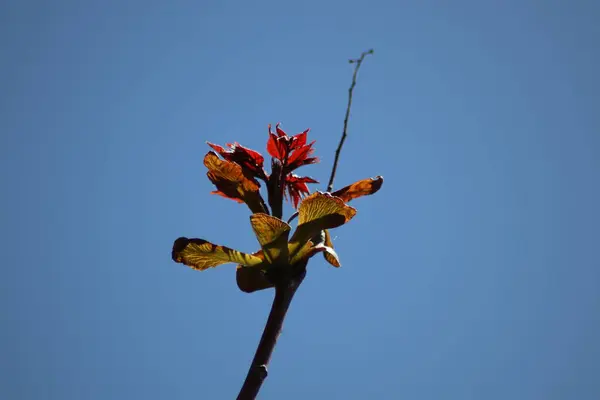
[327, 49, 374, 192]
[237, 268, 306, 400]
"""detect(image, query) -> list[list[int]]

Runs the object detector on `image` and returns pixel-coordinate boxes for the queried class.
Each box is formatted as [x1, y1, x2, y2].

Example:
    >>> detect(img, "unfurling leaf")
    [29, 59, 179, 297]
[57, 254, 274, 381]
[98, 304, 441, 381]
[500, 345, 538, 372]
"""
[285, 174, 319, 208]
[297, 192, 356, 226]
[172, 237, 263, 271]
[207, 142, 267, 180]
[267, 124, 319, 172]
[322, 229, 340, 267]
[309, 243, 341, 268]
[249, 214, 290, 265]
[332, 176, 384, 203]
[204, 152, 268, 214]
[288, 192, 356, 259]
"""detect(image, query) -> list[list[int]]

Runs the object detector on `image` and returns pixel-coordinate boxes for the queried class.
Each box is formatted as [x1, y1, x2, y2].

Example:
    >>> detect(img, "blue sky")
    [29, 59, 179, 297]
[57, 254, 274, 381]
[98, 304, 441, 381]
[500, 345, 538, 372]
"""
[1, 1, 599, 399]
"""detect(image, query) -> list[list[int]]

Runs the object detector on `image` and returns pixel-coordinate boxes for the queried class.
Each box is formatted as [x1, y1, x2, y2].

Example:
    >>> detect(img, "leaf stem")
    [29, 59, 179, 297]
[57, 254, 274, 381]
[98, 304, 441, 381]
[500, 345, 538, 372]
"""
[327, 49, 374, 193]
[236, 270, 306, 400]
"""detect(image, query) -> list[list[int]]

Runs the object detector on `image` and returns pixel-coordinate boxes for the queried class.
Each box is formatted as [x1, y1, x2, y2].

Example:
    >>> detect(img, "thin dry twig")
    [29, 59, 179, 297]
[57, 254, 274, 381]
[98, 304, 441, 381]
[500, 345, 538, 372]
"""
[327, 49, 374, 192]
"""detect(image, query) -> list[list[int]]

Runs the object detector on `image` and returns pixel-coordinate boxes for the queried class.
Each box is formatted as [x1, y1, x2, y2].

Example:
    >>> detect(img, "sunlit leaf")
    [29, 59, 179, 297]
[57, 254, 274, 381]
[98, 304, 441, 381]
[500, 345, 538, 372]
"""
[332, 176, 384, 203]
[288, 192, 356, 259]
[172, 237, 263, 271]
[287, 140, 315, 169]
[204, 152, 267, 213]
[207, 142, 267, 180]
[250, 214, 290, 264]
[322, 229, 340, 267]
[267, 124, 318, 172]
[297, 192, 356, 226]
[205, 152, 258, 191]
[275, 123, 287, 137]
[288, 230, 341, 267]
[310, 243, 341, 268]
[267, 124, 289, 159]
[236, 264, 274, 293]
[267, 132, 285, 159]
[289, 240, 313, 265]
[285, 175, 318, 208]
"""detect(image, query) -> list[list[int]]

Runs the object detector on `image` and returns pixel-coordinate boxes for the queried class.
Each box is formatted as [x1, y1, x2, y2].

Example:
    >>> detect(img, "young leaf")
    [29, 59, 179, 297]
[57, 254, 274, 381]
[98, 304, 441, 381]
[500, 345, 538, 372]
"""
[249, 214, 291, 265]
[332, 176, 384, 203]
[172, 237, 263, 271]
[204, 152, 268, 214]
[288, 192, 356, 259]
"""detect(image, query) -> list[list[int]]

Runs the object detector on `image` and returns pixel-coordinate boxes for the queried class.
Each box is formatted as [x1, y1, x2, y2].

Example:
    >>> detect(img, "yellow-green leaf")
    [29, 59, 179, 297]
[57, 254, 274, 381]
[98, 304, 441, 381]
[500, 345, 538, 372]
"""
[289, 240, 313, 265]
[288, 192, 356, 259]
[172, 237, 263, 271]
[331, 176, 383, 203]
[249, 213, 290, 264]
[288, 238, 341, 267]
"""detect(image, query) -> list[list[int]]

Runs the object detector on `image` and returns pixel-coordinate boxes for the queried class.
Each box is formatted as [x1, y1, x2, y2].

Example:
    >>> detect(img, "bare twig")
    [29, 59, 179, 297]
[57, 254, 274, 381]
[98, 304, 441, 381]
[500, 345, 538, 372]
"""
[237, 270, 306, 400]
[327, 49, 374, 192]
[287, 211, 299, 224]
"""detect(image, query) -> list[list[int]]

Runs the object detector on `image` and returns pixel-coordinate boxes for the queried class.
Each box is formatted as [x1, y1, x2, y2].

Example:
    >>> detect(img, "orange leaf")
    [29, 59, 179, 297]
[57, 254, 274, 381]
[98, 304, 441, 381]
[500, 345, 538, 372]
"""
[204, 152, 267, 213]
[321, 229, 340, 267]
[207, 141, 266, 180]
[332, 176, 384, 203]
[309, 242, 341, 267]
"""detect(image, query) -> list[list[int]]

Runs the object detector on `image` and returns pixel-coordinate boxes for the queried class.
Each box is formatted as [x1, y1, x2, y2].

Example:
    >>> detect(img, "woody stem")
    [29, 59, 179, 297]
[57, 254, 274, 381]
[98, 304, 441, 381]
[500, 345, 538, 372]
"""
[237, 270, 306, 400]
[267, 159, 284, 219]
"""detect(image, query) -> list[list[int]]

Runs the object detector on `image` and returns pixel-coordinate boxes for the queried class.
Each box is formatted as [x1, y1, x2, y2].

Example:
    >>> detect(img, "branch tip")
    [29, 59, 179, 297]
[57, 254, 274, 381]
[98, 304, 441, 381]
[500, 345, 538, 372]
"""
[327, 49, 374, 193]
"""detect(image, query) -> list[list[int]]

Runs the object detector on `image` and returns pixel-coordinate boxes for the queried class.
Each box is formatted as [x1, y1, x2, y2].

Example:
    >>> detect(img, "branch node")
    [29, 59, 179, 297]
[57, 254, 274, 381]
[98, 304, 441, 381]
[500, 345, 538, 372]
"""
[256, 365, 268, 380]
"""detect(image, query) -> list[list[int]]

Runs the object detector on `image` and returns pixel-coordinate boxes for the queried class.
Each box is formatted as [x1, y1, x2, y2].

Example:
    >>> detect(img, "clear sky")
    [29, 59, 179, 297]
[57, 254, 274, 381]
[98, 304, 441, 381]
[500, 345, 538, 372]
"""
[1, 1, 599, 399]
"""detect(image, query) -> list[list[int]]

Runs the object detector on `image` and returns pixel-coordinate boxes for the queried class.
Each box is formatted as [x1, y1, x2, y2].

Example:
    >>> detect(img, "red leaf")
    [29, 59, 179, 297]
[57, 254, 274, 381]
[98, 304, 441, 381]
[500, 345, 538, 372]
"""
[302, 157, 319, 166]
[207, 141, 267, 180]
[266, 132, 280, 159]
[289, 187, 301, 208]
[229, 143, 266, 178]
[290, 129, 308, 150]
[287, 175, 318, 184]
[231, 142, 264, 166]
[266, 124, 318, 178]
[285, 175, 319, 208]
[207, 142, 227, 157]
[275, 123, 287, 137]
[287, 143, 314, 170]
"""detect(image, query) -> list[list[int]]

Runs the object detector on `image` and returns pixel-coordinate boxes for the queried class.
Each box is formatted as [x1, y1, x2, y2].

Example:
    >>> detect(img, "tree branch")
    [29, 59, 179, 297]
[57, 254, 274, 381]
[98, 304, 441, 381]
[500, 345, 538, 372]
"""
[327, 49, 374, 192]
[236, 269, 306, 400]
